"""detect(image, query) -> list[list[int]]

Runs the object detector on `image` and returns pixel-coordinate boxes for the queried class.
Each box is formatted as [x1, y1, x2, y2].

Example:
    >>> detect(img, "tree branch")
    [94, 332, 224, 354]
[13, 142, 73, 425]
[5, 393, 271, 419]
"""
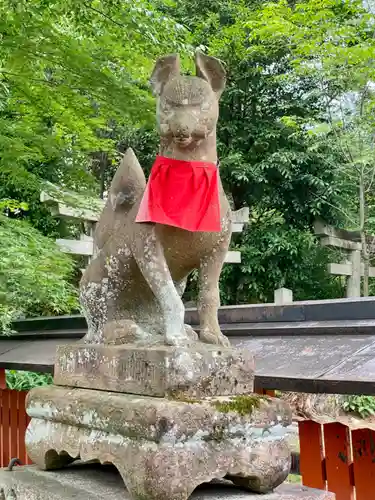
[82, 2, 127, 29]
[314, 194, 358, 227]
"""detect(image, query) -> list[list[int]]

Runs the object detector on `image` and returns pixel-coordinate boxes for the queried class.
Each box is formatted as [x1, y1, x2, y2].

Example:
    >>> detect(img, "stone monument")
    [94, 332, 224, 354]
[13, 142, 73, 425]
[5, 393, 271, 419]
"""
[0, 52, 334, 499]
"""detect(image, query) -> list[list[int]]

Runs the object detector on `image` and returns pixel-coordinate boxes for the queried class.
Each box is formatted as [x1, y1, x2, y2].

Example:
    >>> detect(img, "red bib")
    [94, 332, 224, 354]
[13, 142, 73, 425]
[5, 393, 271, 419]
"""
[136, 155, 221, 232]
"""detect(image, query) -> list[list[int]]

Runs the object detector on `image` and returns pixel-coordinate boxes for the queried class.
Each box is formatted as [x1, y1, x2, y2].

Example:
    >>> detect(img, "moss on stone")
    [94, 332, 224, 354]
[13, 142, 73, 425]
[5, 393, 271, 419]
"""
[212, 395, 268, 416]
[167, 393, 201, 404]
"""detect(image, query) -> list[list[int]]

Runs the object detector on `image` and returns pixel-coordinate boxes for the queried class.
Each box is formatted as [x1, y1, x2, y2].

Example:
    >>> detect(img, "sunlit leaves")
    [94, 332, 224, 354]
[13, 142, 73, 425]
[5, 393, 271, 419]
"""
[0, 0, 190, 189]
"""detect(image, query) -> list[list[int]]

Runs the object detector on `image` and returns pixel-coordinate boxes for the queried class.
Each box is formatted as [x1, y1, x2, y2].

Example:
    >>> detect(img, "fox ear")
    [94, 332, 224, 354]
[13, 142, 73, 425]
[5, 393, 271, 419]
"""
[195, 51, 226, 98]
[150, 54, 180, 96]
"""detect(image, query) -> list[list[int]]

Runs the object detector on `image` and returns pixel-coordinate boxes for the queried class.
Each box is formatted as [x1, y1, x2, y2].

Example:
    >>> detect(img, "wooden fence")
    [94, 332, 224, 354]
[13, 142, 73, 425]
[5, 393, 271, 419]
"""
[0, 383, 373, 499]
[299, 420, 375, 500]
[0, 369, 31, 468]
[0, 389, 31, 468]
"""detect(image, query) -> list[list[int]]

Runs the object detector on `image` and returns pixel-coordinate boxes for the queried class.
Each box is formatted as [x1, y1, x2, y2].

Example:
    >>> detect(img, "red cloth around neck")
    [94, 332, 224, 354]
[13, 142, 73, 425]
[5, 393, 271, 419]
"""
[136, 155, 221, 232]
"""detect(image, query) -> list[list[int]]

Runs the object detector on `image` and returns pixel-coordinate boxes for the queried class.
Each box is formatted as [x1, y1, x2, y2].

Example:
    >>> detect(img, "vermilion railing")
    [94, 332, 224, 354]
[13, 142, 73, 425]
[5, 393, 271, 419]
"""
[256, 388, 375, 500]
[0, 369, 31, 467]
[0, 389, 31, 467]
[299, 420, 375, 500]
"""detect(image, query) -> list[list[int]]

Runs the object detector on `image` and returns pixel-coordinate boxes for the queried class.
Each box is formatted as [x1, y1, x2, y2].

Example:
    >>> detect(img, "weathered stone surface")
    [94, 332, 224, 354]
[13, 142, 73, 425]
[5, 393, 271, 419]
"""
[0, 464, 335, 500]
[79, 51, 233, 349]
[27, 386, 291, 444]
[54, 343, 255, 397]
[25, 386, 292, 499]
[26, 419, 290, 498]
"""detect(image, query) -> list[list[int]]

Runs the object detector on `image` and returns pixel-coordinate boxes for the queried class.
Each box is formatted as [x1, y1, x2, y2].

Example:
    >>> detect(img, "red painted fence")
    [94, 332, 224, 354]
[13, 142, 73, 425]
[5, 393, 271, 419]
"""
[299, 420, 375, 500]
[0, 389, 31, 467]
[0, 369, 31, 467]
[256, 388, 375, 500]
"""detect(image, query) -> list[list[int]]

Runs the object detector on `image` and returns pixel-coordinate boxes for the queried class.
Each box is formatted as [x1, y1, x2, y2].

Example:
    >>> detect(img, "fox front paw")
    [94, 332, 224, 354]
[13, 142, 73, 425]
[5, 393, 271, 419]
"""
[199, 328, 231, 347]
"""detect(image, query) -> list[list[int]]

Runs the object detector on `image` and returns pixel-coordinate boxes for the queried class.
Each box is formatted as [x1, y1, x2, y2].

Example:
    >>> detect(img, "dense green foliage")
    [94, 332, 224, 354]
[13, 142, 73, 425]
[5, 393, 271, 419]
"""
[1, 0, 375, 332]
[174, 0, 375, 302]
[0, 214, 78, 332]
[171, 0, 341, 222]
[0, 0, 190, 232]
[0, 0, 189, 328]
[220, 217, 344, 303]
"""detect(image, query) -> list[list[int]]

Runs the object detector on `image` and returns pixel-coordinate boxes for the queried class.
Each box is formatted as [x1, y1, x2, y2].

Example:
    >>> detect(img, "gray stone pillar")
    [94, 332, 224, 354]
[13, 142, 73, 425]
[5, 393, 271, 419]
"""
[347, 250, 361, 297]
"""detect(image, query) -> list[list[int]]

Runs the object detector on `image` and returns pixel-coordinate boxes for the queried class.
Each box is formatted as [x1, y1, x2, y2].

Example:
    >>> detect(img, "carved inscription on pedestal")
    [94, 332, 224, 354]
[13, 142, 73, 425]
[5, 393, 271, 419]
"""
[54, 344, 255, 398]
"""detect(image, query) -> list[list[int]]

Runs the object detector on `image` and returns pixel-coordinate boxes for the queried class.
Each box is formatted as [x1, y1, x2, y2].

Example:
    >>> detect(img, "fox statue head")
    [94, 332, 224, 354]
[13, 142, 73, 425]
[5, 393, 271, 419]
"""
[150, 51, 226, 159]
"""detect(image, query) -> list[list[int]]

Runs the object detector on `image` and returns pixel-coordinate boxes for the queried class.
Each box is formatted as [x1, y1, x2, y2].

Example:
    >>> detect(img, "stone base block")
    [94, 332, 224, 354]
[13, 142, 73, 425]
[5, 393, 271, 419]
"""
[54, 343, 254, 397]
[0, 464, 335, 500]
[26, 385, 292, 500]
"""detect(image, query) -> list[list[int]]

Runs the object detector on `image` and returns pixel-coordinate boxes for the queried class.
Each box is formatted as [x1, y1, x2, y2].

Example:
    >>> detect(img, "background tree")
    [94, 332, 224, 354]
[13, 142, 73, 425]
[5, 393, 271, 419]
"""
[0, 213, 78, 333]
[163, 0, 347, 303]
[0, 0, 190, 233]
[0, 0, 190, 329]
[245, 0, 375, 295]
[3, 0, 375, 331]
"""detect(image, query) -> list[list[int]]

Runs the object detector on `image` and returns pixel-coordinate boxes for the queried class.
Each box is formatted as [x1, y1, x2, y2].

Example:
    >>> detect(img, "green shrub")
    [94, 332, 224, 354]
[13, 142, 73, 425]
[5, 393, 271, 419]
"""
[6, 370, 53, 391]
[0, 214, 79, 332]
[342, 395, 375, 418]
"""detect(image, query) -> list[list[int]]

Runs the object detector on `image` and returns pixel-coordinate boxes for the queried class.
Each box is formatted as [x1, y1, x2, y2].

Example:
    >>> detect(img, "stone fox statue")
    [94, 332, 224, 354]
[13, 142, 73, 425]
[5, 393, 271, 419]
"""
[80, 51, 232, 347]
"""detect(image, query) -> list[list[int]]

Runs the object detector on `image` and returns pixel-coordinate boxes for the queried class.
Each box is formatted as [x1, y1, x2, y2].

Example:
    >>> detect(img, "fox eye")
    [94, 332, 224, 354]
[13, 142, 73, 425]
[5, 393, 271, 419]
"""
[160, 101, 171, 113]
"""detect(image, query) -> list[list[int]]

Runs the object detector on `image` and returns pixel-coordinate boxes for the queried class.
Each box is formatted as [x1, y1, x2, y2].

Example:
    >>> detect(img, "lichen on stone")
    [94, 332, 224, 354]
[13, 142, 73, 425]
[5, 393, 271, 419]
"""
[211, 395, 269, 416]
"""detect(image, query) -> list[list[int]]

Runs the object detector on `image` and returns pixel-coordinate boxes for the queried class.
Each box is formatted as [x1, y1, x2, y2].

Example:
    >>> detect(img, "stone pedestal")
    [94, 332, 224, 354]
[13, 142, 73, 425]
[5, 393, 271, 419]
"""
[25, 344, 293, 500]
[53, 343, 255, 397]
[0, 464, 335, 500]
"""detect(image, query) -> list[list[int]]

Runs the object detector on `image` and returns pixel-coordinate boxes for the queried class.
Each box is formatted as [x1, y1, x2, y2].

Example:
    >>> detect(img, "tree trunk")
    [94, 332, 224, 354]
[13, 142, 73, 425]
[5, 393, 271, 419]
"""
[99, 151, 106, 199]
